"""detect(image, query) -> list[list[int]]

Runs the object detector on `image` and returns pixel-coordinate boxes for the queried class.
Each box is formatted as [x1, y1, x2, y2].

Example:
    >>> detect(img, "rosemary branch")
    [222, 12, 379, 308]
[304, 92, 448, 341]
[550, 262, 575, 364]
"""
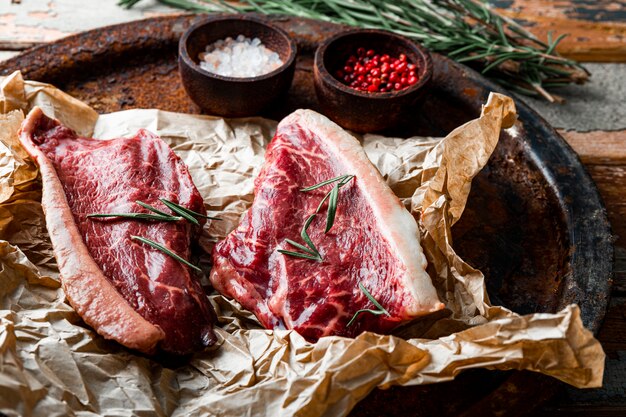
[119, 0, 588, 102]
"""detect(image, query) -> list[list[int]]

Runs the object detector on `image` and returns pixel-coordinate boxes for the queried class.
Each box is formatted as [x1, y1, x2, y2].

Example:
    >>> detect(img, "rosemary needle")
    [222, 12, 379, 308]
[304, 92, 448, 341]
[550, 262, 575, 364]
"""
[160, 199, 199, 225]
[300, 214, 320, 255]
[87, 213, 182, 222]
[283, 238, 318, 257]
[325, 183, 339, 233]
[136, 200, 173, 217]
[277, 248, 321, 261]
[347, 283, 391, 327]
[300, 174, 353, 192]
[160, 198, 222, 221]
[131, 235, 202, 272]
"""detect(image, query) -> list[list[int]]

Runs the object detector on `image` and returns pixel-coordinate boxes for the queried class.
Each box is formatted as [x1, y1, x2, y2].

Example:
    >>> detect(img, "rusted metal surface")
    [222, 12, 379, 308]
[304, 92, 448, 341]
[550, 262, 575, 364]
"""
[0, 14, 613, 417]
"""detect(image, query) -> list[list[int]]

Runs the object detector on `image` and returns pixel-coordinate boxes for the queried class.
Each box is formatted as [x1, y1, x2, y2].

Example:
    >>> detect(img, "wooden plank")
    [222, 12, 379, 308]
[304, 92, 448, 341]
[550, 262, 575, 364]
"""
[559, 130, 626, 165]
[560, 130, 626, 248]
[579, 164, 626, 237]
[552, 128, 626, 416]
[597, 297, 626, 355]
[491, 0, 626, 62]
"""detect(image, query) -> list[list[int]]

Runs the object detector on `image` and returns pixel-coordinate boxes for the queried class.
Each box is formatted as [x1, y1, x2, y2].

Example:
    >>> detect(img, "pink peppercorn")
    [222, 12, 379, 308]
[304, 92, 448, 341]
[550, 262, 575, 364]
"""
[334, 48, 419, 92]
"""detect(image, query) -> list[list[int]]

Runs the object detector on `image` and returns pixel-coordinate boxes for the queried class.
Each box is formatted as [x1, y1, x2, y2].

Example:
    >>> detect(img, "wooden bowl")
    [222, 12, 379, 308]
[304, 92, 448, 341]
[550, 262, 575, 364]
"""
[314, 29, 433, 133]
[179, 15, 297, 117]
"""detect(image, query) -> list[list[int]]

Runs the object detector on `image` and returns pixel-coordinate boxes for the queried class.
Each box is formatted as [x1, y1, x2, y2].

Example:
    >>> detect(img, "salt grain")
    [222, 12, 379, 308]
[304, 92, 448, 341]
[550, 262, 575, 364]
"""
[198, 34, 283, 78]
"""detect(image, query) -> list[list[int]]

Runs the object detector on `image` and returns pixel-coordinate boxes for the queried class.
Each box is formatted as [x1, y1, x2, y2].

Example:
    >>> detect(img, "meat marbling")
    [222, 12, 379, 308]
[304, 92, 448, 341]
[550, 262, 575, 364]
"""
[19, 107, 216, 355]
[211, 109, 444, 341]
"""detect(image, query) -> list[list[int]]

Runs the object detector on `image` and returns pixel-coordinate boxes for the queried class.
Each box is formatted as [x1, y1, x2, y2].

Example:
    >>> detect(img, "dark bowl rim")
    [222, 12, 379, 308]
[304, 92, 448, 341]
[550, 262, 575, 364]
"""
[179, 14, 298, 83]
[314, 28, 433, 100]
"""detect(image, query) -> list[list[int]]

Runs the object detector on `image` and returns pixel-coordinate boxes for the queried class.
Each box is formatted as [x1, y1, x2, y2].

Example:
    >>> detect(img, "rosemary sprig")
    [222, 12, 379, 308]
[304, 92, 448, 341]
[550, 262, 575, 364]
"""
[302, 174, 354, 233]
[347, 283, 391, 327]
[87, 212, 182, 222]
[279, 174, 355, 261]
[131, 235, 202, 272]
[88, 198, 221, 224]
[120, 0, 589, 102]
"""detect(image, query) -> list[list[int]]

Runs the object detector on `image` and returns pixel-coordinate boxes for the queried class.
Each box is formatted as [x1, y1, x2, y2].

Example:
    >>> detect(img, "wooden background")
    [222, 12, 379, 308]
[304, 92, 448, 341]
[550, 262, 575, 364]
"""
[0, 0, 624, 416]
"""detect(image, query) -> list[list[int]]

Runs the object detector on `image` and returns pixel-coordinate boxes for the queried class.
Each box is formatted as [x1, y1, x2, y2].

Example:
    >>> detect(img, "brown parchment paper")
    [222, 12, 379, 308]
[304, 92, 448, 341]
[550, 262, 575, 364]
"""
[0, 70, 604, 417]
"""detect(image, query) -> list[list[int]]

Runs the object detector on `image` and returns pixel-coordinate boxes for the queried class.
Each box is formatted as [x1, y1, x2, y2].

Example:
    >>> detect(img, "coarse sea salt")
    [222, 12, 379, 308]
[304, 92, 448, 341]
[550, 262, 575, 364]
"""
[199, 34, 283, 78]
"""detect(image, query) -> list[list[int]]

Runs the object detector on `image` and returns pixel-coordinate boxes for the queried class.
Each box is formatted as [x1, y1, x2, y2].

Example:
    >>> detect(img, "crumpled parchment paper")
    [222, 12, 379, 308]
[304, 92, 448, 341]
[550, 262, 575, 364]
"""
[0, 70, 604, 417]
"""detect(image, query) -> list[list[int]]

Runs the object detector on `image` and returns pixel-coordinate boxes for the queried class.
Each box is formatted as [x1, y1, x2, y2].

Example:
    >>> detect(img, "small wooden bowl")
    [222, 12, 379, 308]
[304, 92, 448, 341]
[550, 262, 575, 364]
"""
[314, 29, 433, 133]
[179, 15, 297, 117]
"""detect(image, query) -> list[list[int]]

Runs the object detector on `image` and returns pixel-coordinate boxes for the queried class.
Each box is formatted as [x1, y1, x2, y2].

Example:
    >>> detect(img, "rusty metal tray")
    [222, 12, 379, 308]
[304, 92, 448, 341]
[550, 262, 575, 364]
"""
[0, 14, 613, 417]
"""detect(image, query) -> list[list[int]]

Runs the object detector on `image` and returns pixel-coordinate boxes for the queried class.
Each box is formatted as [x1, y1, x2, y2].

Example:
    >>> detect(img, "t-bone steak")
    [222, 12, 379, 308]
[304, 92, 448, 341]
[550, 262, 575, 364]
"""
[19, 107, 217, 355]
[211, 109, 444, 341]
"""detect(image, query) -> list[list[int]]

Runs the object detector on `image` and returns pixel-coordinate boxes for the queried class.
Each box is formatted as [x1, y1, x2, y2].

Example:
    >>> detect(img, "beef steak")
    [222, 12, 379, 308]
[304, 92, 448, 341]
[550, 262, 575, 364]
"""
[19, 107, 216, 355]
[211, 110, 444, 342]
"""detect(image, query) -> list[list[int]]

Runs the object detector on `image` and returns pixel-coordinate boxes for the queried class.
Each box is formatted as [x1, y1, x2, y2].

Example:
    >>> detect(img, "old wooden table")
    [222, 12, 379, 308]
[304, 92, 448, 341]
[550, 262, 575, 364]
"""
[1, 1, 624, 416]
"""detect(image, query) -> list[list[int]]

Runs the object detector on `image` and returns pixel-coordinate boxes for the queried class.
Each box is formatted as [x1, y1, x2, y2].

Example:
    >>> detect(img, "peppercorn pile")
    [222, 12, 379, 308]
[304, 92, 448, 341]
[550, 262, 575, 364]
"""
[335, 48, 419, 93]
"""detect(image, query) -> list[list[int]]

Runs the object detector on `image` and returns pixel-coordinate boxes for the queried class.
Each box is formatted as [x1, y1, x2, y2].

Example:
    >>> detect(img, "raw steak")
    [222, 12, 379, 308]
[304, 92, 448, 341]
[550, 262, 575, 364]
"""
[19, 107, 217, 355]
[211, 110, 444, 341]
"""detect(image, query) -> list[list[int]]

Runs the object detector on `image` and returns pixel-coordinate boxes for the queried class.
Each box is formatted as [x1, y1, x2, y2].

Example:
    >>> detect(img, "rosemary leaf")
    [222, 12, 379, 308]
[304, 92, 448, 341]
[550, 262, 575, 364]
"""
[284, 238, 318, 256]
[130, 235, 202, 272]
[346, 283, 391, 327]
[277, 249, 321, 261]
[160, 199, 199, 225]
[301, 213, 321, 257]
[359, 283, 390, 315]
[300, 174, 352, 192]
[315, 191, 332, 214]
[136, 200, 172, 217]
[160, 198, 222, 221]
[87, 213, 182, 222]
[279, 216, 323, 261]
[118, 0, 142, 8]
[338, 174, 355, 187]
[325, 183, 339, 233]
[346, 308, 387, 327]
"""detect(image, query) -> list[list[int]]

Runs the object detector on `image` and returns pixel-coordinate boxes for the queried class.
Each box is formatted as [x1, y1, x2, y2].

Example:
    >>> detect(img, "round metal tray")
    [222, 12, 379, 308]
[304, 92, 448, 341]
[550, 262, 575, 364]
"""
[0, 14, 612, 417]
